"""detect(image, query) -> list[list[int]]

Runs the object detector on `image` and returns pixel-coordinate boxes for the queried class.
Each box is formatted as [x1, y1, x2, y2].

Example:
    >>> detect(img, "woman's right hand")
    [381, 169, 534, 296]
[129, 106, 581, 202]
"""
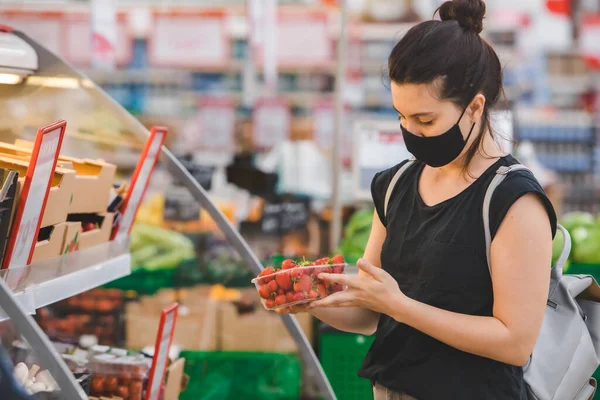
[275, 303, 312, 314]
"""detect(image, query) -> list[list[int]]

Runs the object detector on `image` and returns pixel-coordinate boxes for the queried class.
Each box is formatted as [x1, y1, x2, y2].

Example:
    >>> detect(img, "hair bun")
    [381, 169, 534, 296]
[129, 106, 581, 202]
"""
[438, 0, 486, 34]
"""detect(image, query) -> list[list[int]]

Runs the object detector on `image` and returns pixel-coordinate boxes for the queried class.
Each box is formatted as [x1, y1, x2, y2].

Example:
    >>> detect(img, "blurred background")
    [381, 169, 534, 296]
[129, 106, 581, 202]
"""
[0, 0, 598, 399]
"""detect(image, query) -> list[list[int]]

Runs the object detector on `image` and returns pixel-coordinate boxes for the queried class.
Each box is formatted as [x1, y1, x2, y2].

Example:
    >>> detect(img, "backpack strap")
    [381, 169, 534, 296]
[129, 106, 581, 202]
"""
[482, 164, 571, 279]
[384, 158, 416, 218]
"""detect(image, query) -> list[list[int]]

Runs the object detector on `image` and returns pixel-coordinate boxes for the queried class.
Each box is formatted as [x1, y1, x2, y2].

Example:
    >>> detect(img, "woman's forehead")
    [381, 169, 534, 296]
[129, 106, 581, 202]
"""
[390, 81, 447, 114]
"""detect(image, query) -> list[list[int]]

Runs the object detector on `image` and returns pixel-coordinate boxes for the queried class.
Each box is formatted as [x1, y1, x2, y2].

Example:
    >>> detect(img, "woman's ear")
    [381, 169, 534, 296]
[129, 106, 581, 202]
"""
[469, 94, 486, 121]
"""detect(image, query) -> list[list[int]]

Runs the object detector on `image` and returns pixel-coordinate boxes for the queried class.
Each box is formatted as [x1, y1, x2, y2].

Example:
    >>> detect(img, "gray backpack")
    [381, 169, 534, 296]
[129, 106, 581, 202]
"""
[384, 159, 600, 400]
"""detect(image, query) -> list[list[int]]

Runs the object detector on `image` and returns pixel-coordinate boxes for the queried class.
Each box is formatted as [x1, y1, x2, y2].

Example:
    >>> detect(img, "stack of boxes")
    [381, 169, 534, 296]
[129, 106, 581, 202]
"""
[0, 141, 117, 264]
[125, 286, 313, 354]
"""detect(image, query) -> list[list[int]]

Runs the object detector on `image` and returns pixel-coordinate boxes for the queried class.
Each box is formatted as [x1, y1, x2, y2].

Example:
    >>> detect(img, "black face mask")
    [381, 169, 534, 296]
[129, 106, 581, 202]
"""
[401, 105, 476, 168]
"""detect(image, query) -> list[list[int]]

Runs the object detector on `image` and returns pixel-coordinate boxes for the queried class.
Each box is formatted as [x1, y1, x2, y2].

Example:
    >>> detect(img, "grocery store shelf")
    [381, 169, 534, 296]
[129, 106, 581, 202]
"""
[1, 240, 131, 313]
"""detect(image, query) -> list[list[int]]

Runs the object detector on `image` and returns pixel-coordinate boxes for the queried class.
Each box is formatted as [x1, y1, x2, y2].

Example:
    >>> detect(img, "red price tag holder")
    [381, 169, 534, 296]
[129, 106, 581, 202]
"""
[145, 303, 178, 400]
[62, 11, 132, 67]
[198, 97, 236, 151]
[2, 120, 66, 271]
[252, 97, 291, 151]
[112, 127, 167, 241]
[149, 10, 231, 68]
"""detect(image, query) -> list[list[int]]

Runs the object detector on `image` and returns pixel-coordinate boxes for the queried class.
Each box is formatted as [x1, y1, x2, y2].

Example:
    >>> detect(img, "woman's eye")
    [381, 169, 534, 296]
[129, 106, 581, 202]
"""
[419, 120, 433, 126]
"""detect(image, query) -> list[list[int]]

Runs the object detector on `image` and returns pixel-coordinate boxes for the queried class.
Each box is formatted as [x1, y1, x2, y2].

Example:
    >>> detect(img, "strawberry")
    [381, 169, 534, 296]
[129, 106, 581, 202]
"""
[257, 266, 275, 284]
[276, 271, 293, 291]
[258, 285, 272, 299]
[265, 299, 275, 309]
[278, 288, 285, 296]
[333, 283, 344, 292]
[307, 290, 318, 299]
[317, 284, 327, 298]
[275, 294, 287, 306]
[282, 259, 296, 270]
[292, 292, 306, 302]
[290, 268, 303, 279]
[286, 292, 295, 303]
[267, 280, 279, 294]
[293, 275, 312, 293]
[331, 254, 345, 265]
[314, 257, 330, 265]
[333, 265, 344, 274]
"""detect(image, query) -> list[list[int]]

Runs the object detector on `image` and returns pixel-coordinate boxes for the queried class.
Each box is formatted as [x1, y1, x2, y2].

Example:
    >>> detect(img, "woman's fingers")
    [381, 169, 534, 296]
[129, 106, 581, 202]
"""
[356, 258, 386, 282]
[310, 291, 354, 308]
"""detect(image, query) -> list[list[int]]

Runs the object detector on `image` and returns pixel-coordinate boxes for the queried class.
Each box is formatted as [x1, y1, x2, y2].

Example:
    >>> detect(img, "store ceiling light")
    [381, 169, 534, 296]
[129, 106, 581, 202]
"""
[26, 76, 80, 89]
[0, 73, 23, 85]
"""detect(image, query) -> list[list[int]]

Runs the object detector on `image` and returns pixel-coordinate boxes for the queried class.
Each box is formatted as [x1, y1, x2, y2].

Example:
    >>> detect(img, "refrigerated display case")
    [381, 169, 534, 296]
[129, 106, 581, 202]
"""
[0, 26, 335, 400]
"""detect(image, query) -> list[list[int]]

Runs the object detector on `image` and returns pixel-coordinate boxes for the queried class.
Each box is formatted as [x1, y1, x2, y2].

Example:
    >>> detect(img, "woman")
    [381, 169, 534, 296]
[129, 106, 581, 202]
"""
[278, 0, 557, 399]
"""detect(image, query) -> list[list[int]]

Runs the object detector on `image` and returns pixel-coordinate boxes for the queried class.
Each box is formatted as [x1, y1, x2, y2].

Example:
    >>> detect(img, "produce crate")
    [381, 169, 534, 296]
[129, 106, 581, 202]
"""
[320, 333, 374, 400]
[566, 263, 600, 400]
[179, 351, 301, 400]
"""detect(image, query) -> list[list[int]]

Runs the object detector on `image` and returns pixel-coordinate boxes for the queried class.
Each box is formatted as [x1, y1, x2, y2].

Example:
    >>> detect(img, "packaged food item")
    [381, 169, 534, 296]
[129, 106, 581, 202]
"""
[251, 255, 347, 310]
[89, 353, 150, 399]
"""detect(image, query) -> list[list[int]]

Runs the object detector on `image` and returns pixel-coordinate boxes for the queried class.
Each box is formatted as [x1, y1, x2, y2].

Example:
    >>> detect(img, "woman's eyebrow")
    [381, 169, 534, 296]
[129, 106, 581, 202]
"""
[392, 106, 434, 118]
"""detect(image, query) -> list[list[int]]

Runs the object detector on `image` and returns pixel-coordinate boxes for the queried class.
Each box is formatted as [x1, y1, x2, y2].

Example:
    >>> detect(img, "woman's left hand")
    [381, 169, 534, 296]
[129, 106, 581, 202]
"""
[309, 258, 408, 317]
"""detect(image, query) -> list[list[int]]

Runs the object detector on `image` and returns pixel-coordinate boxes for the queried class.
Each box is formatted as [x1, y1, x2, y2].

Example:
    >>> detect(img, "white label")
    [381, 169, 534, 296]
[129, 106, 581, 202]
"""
[314, 105, 335, 150]
[147, 310, 176, 400]
[10, 128, 61, 268]
[354, 121, 411, 199]
[198, 99, 236, 151]
[150, 14, 229, 67]
[275, 12, 332, 67]
[64, 14, 130, 67]
[116, 131, 164, 241]
[581, 16, 600, 64]
[253, 99, 290, 150]
[91, 0, 118, 70]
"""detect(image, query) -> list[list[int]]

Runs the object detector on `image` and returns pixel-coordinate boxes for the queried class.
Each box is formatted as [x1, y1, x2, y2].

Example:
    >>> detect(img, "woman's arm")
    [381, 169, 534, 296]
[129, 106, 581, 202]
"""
[314, 193, 552, 366]
[277, 209, 385, 336]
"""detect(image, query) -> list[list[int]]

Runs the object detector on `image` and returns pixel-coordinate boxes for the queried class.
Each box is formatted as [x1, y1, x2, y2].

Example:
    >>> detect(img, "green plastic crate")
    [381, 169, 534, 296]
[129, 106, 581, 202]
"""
[179, 351, 301, 400]
[320, 333, 374, 400]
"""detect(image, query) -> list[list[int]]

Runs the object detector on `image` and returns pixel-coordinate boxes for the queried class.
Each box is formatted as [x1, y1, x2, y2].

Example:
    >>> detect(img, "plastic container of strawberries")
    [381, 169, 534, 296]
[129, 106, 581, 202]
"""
[251, 262, 346, 310]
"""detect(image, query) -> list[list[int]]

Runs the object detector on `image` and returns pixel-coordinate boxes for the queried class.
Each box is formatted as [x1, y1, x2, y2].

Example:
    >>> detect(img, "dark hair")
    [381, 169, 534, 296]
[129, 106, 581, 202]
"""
[388, 0, 503, 172]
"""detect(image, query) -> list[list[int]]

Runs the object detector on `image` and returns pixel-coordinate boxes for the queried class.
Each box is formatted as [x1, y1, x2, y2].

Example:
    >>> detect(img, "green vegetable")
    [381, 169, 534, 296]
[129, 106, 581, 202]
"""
[572, 226, 600, 264]
[561, 212, 595, 233]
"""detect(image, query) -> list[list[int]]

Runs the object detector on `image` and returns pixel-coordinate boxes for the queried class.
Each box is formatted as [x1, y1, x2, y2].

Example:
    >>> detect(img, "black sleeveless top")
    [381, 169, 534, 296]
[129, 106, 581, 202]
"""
[358, 155, 557, 400]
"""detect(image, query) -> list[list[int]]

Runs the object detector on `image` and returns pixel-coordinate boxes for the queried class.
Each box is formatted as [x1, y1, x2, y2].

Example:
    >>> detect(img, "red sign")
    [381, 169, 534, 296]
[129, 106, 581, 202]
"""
[149, 10, 230, 68]
[145, 303, 178, 400]
[253, 97, 291, 150]
[113, 127, 167, 241]
[3, 120, 66, 270]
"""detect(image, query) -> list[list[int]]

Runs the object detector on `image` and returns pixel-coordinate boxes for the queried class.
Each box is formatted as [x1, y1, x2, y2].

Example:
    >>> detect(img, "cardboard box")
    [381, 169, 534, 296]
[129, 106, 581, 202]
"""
[32, 221, 83, 262]
[32, 223, 67, 263]
[126, 299, 219, 351]
[61, 221, 81, 255]
[220, 302, 313, 353]
[0, 155, 75, 227]
[164, 358, 186, 400]
[67, 213, 114, 250]
[13, 140, 117, 214]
